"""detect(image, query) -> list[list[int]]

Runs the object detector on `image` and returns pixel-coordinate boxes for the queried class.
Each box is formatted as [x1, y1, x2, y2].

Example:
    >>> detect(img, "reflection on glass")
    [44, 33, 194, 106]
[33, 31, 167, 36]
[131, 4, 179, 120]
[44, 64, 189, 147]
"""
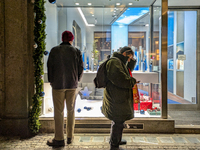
[167, 11, 197, 104]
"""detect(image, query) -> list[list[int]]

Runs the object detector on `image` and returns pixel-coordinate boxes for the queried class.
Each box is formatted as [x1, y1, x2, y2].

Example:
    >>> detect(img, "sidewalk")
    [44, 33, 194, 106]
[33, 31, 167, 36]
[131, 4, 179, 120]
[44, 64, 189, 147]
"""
[1, 133, 200, 150]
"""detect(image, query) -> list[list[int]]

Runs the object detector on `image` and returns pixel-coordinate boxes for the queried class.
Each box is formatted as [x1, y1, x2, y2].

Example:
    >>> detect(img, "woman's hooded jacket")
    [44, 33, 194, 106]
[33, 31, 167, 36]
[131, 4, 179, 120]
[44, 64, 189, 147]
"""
[102, 52, 136, 122]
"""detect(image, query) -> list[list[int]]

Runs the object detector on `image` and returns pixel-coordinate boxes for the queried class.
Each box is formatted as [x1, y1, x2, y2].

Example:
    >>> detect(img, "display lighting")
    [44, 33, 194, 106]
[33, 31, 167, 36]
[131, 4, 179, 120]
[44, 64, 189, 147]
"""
[116, 3, 120, 5]
[88, 3, 92, 5]
[48, 0, 56, 4]
[75, 3, 79, 5]
[114, 7, 149, 25]
[77, 8, 95, 26]
[129, 3, 133, 5]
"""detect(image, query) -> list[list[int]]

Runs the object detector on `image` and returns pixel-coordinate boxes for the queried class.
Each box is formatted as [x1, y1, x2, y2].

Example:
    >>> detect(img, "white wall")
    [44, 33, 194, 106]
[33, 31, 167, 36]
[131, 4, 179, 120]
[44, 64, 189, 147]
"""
[58, 8, 87, 51]
[57, 7, 67, 44]
[44, 2, 58, 73]
[184, 11, 197, 102]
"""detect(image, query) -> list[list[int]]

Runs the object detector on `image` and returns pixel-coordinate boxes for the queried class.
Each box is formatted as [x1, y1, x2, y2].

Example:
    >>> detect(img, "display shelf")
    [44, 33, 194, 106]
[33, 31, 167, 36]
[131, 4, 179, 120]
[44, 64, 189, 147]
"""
[80, 71, 159, 83]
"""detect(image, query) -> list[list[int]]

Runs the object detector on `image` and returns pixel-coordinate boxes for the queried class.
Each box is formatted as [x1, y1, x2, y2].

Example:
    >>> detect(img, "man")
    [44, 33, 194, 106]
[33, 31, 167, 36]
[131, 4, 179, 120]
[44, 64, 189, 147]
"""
[102, 46, 137, 150]
[47, 31, 83, 147]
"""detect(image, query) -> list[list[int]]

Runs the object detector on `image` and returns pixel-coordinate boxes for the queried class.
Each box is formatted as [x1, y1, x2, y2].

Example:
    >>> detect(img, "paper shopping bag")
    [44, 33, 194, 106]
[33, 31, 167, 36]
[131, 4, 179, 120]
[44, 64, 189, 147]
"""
[133, 84, 140, 104]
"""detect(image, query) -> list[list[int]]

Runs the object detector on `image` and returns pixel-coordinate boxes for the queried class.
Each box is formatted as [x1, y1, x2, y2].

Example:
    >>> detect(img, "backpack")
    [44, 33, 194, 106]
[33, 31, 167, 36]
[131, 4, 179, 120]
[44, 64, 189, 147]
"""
[93, 57, 117, 88]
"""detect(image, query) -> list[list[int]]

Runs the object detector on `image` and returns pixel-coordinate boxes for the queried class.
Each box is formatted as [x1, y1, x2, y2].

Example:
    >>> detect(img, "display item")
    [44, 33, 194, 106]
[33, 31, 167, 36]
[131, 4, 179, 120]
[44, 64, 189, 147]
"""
[87, 107, 92, 111]
[140, 93, 145, 101]
[140, 109, 145, 114]
[141, 61, 145, 72]
[77, 108, 81, 113]
[149, 63, 152, 72]
[80, 87, 92, 98]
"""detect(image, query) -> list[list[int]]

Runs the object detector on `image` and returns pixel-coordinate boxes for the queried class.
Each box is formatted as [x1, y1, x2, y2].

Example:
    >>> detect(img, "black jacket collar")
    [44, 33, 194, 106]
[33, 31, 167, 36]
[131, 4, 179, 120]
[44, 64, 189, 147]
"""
[60, 42, 71, 45]
[112, 52, 128, 65]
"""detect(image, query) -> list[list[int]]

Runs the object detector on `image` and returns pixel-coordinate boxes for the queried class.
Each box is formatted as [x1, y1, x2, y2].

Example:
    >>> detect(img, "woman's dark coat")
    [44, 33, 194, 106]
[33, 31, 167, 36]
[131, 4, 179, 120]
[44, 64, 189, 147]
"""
[102, 52, 136, 122]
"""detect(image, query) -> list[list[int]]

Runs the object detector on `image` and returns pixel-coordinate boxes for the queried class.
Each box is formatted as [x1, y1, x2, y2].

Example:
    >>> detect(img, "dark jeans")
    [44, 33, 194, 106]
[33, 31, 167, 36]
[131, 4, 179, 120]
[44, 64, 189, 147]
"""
[109, 121, 125, 148]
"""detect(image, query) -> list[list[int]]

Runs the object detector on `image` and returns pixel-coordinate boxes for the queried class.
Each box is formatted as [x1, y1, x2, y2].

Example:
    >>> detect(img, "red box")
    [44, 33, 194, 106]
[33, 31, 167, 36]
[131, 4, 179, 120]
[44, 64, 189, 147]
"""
[134, 101, 152, 111]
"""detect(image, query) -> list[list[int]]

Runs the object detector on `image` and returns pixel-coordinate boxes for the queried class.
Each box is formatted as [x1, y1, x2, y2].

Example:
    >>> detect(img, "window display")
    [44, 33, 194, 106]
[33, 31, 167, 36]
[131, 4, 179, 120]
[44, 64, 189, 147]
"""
[42, 1, 162, 118]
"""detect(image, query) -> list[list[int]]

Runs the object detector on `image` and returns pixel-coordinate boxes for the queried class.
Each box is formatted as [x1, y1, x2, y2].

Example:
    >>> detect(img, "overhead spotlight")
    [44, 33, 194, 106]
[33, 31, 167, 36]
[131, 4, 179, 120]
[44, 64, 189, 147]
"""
[88, 3, 92, 5]
[128, 3, 133, 5]
[49, 0, 56, 4]
[116, 3, 120, 5]
[75, 3, 79, 5]
[92, 14, 94, 16]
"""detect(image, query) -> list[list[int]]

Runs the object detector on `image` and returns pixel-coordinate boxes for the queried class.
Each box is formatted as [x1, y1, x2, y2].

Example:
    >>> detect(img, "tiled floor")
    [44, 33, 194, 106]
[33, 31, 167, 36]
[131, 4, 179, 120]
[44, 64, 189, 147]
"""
[1, 133, 200, 149]
[168, 110, 200, 126]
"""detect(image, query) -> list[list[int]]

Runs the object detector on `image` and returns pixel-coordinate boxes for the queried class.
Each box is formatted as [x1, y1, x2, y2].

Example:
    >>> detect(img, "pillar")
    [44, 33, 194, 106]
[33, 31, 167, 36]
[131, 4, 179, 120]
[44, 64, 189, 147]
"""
[0, 0, 34, 138]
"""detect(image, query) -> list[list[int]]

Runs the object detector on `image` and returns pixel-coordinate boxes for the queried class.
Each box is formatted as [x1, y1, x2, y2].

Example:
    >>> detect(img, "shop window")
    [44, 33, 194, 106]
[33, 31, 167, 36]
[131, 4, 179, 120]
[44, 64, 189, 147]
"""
[42, 3, 163, 118]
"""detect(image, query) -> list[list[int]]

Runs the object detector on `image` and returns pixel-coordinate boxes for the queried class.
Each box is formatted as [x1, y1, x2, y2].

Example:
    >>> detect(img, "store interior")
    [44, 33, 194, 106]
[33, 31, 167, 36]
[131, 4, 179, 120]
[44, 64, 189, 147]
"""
[41, 0, 197, 118]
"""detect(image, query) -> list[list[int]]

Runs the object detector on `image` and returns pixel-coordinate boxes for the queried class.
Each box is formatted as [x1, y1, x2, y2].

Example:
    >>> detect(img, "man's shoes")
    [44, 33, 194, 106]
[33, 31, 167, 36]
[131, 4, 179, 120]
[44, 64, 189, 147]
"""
[119, 139, 127, 145]
[67, 137, 73, 144]
[47, 139, 65, 147]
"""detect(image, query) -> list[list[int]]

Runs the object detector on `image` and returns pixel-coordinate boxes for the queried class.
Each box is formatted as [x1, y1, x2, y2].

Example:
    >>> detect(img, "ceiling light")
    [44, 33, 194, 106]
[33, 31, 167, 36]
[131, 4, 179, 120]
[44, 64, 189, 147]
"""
[77, 8, 95, 26]
[116, 3, 120, 5]
[88, 3, 92, 5]
[128, 3, 133, 5]
[75, 3, 79, 5]
[92, 14, 94, 16]
[114, 10, 116, 12]
[145, 24, 149, 26]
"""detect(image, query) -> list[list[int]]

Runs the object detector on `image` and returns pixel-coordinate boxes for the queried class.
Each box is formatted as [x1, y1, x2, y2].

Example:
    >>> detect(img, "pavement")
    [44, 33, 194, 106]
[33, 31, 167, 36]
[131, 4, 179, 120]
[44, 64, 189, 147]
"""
[1, 133, 200, 150]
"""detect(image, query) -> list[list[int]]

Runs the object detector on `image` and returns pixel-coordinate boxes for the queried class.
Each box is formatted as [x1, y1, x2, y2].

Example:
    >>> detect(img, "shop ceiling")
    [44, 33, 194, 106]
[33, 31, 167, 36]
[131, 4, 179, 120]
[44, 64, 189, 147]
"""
[56, 0, 200, 26]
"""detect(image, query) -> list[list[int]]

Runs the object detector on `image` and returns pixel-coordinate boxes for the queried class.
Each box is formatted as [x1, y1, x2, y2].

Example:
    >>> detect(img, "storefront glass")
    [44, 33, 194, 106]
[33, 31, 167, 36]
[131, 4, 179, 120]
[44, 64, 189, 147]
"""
[167, 10, 197, 104]
[42, 0, 164, 118]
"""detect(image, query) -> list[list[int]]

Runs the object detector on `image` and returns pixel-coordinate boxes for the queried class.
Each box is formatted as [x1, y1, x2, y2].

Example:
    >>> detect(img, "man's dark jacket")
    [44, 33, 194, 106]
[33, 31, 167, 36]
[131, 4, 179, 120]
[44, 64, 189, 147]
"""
[102, 52, 136, 122]
[47, 42, 83, 89]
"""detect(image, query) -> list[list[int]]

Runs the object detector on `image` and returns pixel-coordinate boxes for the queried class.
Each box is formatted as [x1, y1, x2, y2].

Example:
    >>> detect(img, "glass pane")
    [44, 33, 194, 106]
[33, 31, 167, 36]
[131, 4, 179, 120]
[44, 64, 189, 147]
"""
[42, 0, 161, 118]
[167, 11, 197, 104]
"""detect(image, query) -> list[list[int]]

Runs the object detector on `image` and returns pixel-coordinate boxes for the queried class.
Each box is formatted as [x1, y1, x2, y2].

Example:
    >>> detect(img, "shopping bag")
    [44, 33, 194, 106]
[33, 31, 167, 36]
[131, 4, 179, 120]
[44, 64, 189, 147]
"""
[133, 83, 140, 104]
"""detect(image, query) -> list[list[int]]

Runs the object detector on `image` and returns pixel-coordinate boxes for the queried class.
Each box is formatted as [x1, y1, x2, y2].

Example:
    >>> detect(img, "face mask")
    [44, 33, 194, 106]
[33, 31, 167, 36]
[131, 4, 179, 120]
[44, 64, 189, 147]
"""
[125, 55, 129, 66]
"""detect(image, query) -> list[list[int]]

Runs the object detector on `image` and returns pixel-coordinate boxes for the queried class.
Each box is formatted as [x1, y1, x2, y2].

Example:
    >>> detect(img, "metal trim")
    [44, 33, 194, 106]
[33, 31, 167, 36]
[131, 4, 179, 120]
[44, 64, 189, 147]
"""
[161, 0, 168, 119]
[196, 10, 200, 110]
